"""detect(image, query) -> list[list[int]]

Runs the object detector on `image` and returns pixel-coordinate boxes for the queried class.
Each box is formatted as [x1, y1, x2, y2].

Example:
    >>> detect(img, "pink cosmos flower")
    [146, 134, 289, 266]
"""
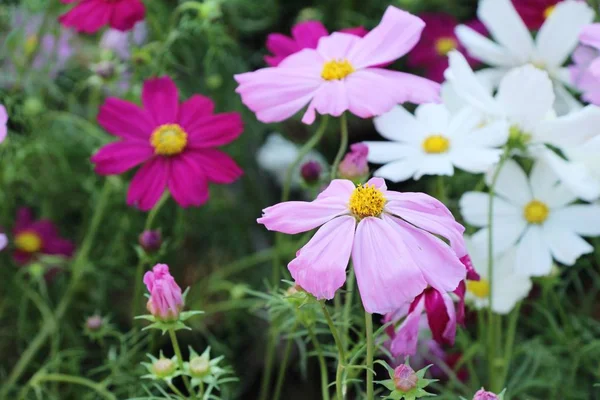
[235, 6, 441, 125]
[0, 105, 7, 143]
[91, 76, 243, 211]
[512, 0, 562, 30]
[571, 24, 600, 105]
[257, 177, 467, 314]
[12, 208, 75, 265]
[59, 0, 145, 34]
[265, 20, 367, 67]
[338, 143, 369, 180]
[408, 13, 485, 83]
[473, 388, 499, 400]
[143, 263, 183, 321]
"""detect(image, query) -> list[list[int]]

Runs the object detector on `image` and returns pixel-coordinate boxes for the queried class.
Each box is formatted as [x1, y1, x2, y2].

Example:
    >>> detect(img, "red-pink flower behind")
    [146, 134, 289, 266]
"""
[512, 0, 562, 30]
[59, 0, 145, 34]
[91, 76, 243, 211]
[143, 263, 183, 321]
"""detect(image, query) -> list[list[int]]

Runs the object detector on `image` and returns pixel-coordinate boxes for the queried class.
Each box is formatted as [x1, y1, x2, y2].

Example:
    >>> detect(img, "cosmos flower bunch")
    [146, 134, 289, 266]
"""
[1, 0, 599, 399]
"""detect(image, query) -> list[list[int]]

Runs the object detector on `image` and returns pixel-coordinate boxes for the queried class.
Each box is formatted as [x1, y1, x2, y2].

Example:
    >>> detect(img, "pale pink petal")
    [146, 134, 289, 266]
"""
[288, 216, 355, 299]
[580, 23, 600, 50]
[366, 177, 387, 191]
[385, 191, 454, 219]
[303, 81, 349, 123]
[347, 6, 425, 69]
[316, 32, 361, 60]
[316, 179, 356, 201]
[167, 154, 210, 208]
[91, 140, 154, 175]
[0, 105, 7, 124]
[142, 76, 179, 126]
[127, 158, 170, 211]
[352, 217, 428, 315]
[98, 98, 154, 140]
[390, 296, 425, 356]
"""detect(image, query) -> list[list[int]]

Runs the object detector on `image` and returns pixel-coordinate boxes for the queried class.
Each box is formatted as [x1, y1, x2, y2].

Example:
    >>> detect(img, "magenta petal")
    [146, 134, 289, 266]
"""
[127, 158, 170, 211]
[265, 34, 299, 66]
[91, 141, 154, 175]
[98, 98, 154, 139]
[292, 20, 329, 49]
[59, 0, 111, 33]
[288, 216, 355, 299]
[185, 113, 243, 149]
[109, 0, 145, 31]
[44, 237, 75, 258]
[340, 26, 369, 37]
[14, 208, 34, 232]
[424, 290, 453, 345]
[390, 296, 425, 357]
[454, 280, 466, 325]
[178, 95, 215, 127]
[186, 149, 242, 184]
[142, 76, 180, 126]
[167, 155, 209, 208]
[352, 217, 428, 315]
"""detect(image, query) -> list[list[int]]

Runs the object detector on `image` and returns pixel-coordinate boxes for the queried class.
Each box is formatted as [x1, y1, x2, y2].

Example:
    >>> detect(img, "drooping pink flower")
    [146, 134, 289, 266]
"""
[143, 263, 183, 321]
[0, 105, 7, 143]
[338, 143, 369, 180]
[512, 0, 562, 30]
[408, 13, 485, 82]
[91, 76, 243, 211]
[265, 20, 368, 67]
[473, 388, 499, 400]
[11, 208, 75, 265]
[59, 0, 145, 34]
[570, 24, 600, 105]
[257, 177, 467, 314]
[235, 6, 441, 125]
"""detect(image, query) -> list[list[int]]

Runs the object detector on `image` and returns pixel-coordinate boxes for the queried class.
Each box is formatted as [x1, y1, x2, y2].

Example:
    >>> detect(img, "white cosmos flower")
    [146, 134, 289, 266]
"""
[464, 237, 532, 314]
[455, 0, 593, 113]
[363, 104, 508, 182]
[446, 51, 600, 201]
[460, 159, 600, 277]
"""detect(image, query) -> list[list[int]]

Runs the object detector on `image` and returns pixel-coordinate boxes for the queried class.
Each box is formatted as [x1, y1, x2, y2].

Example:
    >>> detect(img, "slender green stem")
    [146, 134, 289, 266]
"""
[342, 267, 355, 352]
[320, 301, 346, 400]
[258, 330, 277, 400]
[330, 114, 349, 180]
[168, 329, 194, 396]
[499, 301, 522, 388]
[0, 182, 112, 397]
[308, 325, 331, 400]
[273, 322, 299, 400]
[29, 374, 116, 400]
[437, 175, 448, 204]
[145, 191, 170, 231]
[365, 311, 374, 400]
[168, 382, 187, 398]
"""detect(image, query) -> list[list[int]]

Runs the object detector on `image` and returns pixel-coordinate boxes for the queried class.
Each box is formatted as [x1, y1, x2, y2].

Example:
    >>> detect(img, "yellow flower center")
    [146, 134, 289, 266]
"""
[150, 124, 188, 156]
[544, 5, 556, 19]
[435, 37, 457, 56]
[467, 279, 490, 299]
[15, 231, 42, 253]
[524, 200, 549, 224]
[348, 184, 386, 219]
[422, 134, 450, 154]
[321, 59, 355, 81]
[24, 35, 39, 56]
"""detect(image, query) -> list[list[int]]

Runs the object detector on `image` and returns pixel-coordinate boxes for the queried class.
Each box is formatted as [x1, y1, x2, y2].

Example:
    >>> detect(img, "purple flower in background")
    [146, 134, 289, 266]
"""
[0, 233, 7, 252]
[0, 105, 8, 143]
[100, 22, 147, 60]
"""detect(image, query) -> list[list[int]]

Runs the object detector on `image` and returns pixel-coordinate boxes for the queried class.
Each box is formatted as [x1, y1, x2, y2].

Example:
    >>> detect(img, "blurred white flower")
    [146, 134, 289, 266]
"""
[465, 237, 532, 314]
[455, 0, 593, 113]
[256, 133, 326, 189]
[446, 51, 600, 201]
[364, 104, 507, 182]
[460, 159, 600, 277]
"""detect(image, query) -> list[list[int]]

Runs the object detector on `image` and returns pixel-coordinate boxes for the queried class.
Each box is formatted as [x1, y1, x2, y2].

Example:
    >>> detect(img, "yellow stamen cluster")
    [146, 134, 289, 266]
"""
[348, 184, 386, 219]
[15, 231, 42, 253]
[321, 59, 355, 81]
[422, 134, 450, 154]
[435, 37, 457, 56]
[544, 5, 556, 19]
[467, 279, 490, 299]
[150, 124, 188, 156]
[524, 200, 549, 224]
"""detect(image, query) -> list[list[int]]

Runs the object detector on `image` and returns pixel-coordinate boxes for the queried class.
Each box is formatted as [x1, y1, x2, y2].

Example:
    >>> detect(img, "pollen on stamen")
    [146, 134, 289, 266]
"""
[150, 124, 188, 156]
[321, 59, 355, 81]
[348, 184, 386, 219]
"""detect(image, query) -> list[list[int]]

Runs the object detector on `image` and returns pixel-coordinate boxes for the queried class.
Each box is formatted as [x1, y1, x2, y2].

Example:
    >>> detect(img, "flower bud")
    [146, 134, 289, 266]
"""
[338, 143, 369, 181]
[152, 358, 177, 378]
[189, 354, 211, 377]
[23, 97, 44, 117]
[300, 161, 322, 185]
[473, 388, 499, 400]
[143, 264, 184, 321]
[393, 364, 418, 392]
[206, 74, 223, 90]
[139, 230, 162, 253]
[86, 315, 103, 331]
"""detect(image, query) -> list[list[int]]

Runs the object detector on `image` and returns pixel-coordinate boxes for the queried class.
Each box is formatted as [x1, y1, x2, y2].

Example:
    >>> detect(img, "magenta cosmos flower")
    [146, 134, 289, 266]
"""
[265, 20, 367, 67]
[144, 263, 183, 321]
[235, 6, 440, 125]
[91, 76, 243, 211]
[571, 24, 600, 105]
[408, 13, 485, 83]
[59, 0, 145, 34]
[258, 177, 467, 314]
[12, 208, 75, 265]
[512, 0, 562, 30]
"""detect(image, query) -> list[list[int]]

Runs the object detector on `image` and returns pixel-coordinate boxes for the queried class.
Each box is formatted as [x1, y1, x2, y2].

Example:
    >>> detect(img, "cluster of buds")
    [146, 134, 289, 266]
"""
[377, 362, 435, 400]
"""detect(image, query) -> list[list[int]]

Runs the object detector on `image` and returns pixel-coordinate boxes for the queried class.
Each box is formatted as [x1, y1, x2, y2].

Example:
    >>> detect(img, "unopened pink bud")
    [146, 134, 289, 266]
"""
[393, 364, 417, 392]
[300, 160, 322, 184]
[139, 230, 162, 252]
[473, 388, 498, 400]
[338, 143, 369, 180]
[143, 264, 183, 321]
[86, 315, 103, 331]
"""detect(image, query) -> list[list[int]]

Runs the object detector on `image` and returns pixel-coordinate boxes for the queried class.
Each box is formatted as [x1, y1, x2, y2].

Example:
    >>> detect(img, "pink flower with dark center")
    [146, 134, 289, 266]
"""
[236, 6, 441, 125]
[91, 76, 243, 211]
[473, 388, 499, 400]
[258, 177, 467, 314]
[265, 20, 368, 67]
[59, 0, 145, 34]
[11, 208, 75, 265]
[571, 24, 600, 105]
[143, 263, 183, 321]
[512, 0, 562, 30]
[338, 143, 369, 180]
[408, 13, 486, 83]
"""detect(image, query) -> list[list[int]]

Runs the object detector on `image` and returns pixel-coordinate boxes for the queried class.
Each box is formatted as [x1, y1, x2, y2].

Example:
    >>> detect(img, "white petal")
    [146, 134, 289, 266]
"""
[373, 105, 426, 143]
[451, 147, 502, 174]
[553, 83, 584, 116]
[535, 0, 594, 68]
[536, 105, 600, 149]
[471, 218, 527, 256]
[452, 119, 510, 148]
[414, 103, 450, 134]
[460, 191, 522, 227]
[528, 160, 578, 207]
[550, 205, 600, 236]
[542, 222, 593, 265]
[491, 248, 532, 314]
[485, 159, 532, 206]
[495, 65, 554, 133]
[477, 0, 534, 64]
[446, 107, 485, 139]
[515, 226, 553, 276]
[454, 25, 518, 67]
[373, 157, 420, 182]
[413, 155, 454, 179]
[363, 142, 419, 164]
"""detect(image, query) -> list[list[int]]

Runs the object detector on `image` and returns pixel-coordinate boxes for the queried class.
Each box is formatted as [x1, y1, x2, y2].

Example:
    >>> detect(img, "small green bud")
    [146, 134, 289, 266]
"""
[206, 74, 223, 90]
[23, 97, 44, 117]
[189, 355, 211, 377]
[152, 358, 177, 378]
